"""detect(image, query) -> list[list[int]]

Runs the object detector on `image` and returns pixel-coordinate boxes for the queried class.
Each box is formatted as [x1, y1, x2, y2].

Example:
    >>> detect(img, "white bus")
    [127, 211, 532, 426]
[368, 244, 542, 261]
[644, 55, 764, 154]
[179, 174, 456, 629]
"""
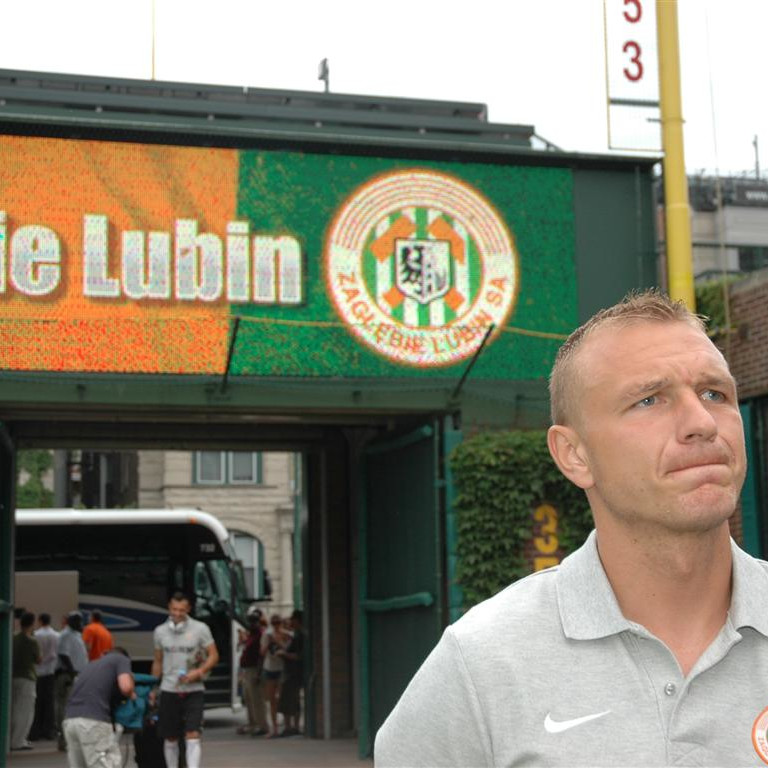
[14, 508, 251, 709]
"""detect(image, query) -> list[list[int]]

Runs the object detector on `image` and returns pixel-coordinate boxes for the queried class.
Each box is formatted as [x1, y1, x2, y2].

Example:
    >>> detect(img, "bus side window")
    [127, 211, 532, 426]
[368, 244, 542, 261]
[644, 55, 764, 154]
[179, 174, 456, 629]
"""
[193, 561, 214, 617]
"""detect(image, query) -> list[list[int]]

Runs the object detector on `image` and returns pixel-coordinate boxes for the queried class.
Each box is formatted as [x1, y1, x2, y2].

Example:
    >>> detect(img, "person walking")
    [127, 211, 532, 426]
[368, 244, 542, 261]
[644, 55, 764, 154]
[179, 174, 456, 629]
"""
[236, 606, 268, 737]
[30, 612, 59, 741]
[11, 611, 41, 751]
[82, 609, 114, 661]
[55, 611, 88, 752]
[152, 591, 219, 768]
[62, 648, 135, 768]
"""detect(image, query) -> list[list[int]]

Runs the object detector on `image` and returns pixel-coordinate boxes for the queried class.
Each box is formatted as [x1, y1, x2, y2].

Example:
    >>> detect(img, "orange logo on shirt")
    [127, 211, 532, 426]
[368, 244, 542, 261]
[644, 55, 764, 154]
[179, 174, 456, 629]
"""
[752, 706, 768, 764]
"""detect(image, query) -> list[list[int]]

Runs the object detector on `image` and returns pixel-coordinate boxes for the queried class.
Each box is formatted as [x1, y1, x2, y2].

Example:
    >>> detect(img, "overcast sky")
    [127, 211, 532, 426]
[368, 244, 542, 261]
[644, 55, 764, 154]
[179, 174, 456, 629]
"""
[1, 0, 764, 176]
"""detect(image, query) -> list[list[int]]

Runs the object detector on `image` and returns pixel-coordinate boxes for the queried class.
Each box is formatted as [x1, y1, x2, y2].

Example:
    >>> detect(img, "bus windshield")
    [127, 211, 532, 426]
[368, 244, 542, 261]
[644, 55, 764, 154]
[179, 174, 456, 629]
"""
[15, 508, 251, 710]
[193, 557, 249, 624]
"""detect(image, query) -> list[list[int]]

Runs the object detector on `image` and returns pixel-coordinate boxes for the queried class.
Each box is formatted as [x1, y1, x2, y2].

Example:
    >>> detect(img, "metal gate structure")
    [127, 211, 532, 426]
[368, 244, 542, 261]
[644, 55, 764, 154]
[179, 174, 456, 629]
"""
[0, 424, 14, 758]
[359, 421, 445, 755]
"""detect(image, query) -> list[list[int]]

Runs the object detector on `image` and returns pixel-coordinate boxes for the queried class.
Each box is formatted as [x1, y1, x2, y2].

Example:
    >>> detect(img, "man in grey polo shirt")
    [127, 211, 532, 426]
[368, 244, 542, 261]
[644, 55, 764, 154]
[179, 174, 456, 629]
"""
[375, 290, 768, 767]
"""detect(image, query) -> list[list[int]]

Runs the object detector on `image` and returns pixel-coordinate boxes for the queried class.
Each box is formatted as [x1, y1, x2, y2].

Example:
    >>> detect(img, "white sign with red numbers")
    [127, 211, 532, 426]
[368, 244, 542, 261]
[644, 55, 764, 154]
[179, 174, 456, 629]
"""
[604, 0, 661, 151]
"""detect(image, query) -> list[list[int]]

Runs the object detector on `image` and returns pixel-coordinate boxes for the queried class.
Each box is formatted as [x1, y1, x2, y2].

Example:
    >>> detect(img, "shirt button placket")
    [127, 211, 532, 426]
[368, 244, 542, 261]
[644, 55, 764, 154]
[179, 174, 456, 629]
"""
[664, 682, 677, 697]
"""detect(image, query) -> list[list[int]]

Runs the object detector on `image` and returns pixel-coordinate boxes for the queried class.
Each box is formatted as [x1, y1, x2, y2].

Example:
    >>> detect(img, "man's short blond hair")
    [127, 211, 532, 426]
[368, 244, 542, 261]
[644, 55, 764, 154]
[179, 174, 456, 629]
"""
[548, 289, 707, 426]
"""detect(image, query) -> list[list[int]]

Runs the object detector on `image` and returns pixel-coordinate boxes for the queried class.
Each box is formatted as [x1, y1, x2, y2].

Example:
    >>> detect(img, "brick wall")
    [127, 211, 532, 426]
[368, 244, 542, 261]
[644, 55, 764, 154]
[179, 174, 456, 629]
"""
[727, 269, 768, 399]
[721, 269, 768, 547]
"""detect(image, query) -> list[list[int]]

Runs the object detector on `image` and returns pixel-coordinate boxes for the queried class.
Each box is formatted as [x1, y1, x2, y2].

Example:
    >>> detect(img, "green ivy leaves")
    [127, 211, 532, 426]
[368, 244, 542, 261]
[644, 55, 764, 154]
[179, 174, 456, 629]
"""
[450, 430, 593, 609]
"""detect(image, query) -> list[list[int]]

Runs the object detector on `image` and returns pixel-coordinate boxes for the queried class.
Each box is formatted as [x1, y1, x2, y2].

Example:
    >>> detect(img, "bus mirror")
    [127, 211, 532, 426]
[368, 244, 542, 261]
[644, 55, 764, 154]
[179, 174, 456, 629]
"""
[212, 598, 229, 615]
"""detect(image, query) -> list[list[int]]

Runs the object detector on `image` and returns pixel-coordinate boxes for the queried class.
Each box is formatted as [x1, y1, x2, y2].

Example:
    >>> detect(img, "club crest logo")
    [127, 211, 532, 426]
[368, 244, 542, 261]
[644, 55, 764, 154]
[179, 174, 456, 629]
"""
[325, 169, 518, 367]
[753, 707, 768, 764]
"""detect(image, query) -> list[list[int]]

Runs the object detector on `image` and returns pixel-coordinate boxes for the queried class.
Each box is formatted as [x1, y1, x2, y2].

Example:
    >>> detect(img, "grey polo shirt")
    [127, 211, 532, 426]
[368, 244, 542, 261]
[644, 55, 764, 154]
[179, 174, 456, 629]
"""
[374, 531, 768, 767]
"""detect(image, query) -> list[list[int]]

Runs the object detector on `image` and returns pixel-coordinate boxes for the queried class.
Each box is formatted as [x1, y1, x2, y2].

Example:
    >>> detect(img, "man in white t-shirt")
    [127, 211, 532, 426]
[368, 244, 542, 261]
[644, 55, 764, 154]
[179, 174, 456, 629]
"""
[152, 592, 218, 768]
[30, 612, 59, 740]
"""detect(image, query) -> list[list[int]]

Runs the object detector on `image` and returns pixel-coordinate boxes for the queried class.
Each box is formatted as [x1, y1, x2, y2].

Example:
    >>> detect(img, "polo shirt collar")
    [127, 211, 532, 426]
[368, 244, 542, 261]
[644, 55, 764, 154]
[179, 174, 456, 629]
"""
[728, 538, 768, 637]
[557, 529, 768, 640]
[557, 530, 630, 640]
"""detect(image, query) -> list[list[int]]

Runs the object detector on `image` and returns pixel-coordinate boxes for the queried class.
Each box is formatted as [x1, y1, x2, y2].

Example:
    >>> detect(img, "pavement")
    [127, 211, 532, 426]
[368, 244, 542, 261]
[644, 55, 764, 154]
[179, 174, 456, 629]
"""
[8, 708, 369, 768]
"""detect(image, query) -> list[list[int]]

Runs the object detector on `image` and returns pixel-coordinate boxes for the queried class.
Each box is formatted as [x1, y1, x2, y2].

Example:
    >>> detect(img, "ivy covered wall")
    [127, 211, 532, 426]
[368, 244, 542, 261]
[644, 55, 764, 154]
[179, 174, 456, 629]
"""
[450, 430, 593, 609]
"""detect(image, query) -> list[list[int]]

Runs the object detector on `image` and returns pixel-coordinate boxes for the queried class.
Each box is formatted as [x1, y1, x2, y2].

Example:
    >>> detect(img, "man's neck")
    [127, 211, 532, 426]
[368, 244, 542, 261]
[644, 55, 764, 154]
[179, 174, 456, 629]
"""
[594, 518, 733, 677]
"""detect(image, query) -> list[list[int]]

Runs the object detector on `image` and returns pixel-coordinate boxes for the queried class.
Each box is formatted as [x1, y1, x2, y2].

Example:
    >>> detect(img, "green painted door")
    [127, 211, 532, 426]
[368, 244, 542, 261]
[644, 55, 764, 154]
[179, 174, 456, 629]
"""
[359, 422, 445, 758]
[0, 424, 15, 759]
[741, 401, 764, 557]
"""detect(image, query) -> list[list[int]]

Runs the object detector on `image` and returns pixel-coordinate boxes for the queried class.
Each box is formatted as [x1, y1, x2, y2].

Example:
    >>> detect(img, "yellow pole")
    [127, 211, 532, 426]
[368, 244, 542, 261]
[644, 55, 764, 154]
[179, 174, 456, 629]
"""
[656, 0, 695, 309]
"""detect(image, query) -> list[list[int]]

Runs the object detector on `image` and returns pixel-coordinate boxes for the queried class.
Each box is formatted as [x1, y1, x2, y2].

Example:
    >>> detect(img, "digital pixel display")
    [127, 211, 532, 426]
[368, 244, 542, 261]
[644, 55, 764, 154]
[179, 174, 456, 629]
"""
[0, 136, 578, 378]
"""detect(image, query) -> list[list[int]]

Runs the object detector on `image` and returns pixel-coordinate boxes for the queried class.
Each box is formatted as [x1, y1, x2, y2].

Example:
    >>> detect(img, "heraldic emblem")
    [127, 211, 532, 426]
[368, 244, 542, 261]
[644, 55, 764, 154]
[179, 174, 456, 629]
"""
[325, 169, 518, 367]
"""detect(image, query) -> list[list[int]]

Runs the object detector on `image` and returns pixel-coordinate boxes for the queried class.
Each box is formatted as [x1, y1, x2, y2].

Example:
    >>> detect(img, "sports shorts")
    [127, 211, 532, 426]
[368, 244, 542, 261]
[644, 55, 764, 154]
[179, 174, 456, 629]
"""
[158, 691, 204, 739]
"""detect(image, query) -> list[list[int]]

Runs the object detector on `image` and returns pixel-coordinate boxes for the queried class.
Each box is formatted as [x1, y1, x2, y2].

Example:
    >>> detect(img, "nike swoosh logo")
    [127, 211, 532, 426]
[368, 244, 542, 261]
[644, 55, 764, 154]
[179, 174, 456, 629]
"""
[544, 710, 611, 734]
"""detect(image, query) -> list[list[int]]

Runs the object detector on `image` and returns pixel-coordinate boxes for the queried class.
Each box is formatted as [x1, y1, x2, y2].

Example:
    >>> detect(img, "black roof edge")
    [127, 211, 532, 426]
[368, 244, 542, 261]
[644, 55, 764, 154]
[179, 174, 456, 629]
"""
[0, 67, 660, 169]
[0, 67, 492, 120]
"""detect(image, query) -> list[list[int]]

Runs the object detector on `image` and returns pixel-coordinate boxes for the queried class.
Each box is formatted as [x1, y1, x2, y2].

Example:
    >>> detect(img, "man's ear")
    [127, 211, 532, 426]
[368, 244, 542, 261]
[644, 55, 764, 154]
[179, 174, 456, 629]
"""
[546, 424, 594, 490]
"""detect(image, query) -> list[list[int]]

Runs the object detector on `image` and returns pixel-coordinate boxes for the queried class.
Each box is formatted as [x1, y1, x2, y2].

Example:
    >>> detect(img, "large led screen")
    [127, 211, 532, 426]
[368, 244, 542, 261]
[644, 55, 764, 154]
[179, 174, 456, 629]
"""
[0, 135, 577, 377]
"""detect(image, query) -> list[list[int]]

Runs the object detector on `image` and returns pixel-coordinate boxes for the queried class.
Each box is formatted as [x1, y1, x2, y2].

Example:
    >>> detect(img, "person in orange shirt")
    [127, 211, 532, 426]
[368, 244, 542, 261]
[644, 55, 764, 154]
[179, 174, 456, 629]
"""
[82, 610, 113, 661]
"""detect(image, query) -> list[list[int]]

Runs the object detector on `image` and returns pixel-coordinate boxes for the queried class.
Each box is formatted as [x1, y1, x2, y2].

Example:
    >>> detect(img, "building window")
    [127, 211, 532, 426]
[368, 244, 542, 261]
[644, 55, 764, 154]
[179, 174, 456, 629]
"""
[231, 531, 266, 600]
[194, 452, 263, 485]
[739, 246, 768, 273]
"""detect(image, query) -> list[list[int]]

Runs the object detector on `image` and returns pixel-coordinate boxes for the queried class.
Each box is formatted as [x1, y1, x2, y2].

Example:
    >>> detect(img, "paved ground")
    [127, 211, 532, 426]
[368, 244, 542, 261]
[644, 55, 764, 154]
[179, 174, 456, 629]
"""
[8, 708, 368, 768]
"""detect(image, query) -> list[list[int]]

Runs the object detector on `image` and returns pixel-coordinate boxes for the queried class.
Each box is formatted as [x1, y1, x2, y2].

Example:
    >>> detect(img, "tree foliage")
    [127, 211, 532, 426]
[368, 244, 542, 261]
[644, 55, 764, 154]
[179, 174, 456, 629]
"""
[450, 430, 593, 608]
[16, 449, 54, 508]
[695, 276, 744, 335]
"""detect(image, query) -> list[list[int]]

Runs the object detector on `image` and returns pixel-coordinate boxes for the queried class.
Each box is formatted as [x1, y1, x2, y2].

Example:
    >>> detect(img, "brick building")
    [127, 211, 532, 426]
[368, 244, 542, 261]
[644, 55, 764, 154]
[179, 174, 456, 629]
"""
[721, 269, 768, 556]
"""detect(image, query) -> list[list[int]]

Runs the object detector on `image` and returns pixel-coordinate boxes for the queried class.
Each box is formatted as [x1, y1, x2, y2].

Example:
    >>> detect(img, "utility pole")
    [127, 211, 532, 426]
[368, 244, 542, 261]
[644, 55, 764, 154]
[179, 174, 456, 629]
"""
[151, 0, 156, 81]
[318, 58, 329, 93]
[754, 134, 760, 179]
[657, 0, 695, 309]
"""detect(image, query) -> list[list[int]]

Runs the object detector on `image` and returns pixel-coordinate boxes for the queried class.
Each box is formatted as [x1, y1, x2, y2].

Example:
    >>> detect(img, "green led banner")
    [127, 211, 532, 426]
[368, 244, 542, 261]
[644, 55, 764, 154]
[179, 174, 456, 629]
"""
[0, 136, 577, 378]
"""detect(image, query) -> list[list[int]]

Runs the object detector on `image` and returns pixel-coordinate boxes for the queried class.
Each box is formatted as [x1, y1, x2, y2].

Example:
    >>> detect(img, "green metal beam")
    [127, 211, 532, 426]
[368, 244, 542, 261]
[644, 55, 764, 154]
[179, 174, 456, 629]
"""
[0, 423, 15, 761]
[360, 592, 434, 612]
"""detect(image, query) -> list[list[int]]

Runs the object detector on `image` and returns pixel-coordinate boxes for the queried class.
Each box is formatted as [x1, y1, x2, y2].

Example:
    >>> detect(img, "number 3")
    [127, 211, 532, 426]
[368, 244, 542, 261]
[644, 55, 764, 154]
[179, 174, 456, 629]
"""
[534, 504, 558, 555]
[622, 41, 643, 81]
[623, 0, 642, 23]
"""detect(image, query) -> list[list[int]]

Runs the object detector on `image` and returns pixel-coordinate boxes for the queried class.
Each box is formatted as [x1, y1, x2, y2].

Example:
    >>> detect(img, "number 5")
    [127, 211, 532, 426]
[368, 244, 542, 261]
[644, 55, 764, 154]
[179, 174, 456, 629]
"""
[623, 0, 642, 23]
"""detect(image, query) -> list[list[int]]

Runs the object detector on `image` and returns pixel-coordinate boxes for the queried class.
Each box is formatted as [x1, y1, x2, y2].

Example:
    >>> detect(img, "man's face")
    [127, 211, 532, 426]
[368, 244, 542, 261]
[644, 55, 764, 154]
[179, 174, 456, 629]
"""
[168, 598, 190, 625]
[562, 320, 746, 535]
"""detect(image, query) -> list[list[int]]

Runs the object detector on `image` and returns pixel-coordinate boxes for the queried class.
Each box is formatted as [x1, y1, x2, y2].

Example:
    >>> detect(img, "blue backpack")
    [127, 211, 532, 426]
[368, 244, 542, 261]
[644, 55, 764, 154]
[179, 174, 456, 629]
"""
[114, 673, 159, 731]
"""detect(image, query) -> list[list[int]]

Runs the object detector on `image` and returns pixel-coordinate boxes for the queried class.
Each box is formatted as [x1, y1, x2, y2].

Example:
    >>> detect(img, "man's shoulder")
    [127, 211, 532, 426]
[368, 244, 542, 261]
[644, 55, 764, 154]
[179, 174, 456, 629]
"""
[450, 566, 561, 644]
[188, 615, 212, 634]
[190, 616, 214, 645]
[103, 652, 131, 674]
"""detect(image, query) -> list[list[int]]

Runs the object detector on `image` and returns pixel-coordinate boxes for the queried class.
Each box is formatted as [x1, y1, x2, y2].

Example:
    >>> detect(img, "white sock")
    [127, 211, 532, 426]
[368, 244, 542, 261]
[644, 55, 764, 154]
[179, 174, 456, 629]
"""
[164, 739, 179, 768]
[185, 737, 202, 768]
